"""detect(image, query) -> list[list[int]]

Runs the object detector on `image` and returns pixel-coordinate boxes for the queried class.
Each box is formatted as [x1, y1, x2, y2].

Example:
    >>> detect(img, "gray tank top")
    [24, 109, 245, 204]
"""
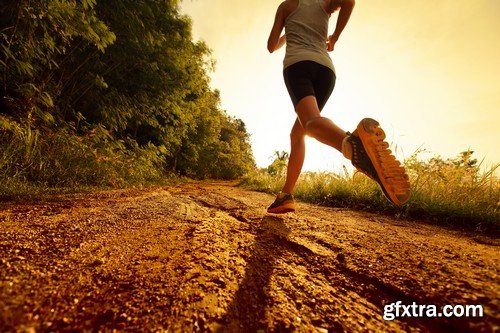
[283, 0, 335, 73]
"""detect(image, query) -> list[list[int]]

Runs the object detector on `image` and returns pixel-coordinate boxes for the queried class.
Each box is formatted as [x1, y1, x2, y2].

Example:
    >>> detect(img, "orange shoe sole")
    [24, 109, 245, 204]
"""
[356, 118, 411, 206]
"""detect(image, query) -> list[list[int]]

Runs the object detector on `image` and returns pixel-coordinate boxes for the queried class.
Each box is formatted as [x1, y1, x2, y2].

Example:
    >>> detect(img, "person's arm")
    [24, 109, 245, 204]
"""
[326, 0, 355, 52]
[267, 2, 286, 53]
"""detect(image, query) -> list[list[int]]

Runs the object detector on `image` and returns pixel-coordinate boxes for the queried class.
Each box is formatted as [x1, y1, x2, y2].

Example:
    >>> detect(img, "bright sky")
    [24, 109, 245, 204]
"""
[180, 0, 500, 171]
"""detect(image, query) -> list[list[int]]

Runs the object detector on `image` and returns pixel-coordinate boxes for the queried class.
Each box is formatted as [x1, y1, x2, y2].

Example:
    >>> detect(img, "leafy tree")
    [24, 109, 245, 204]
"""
[1, 0, 115, 125]
[1, 0, 255, 187]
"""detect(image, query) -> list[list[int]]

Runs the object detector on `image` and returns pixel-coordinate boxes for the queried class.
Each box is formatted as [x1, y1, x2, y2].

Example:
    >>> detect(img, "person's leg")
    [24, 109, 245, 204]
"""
[278, 63, 351, 195]
[295, 96, 348, 152]
[279, 96, 351, 196]
[267, 118, 305, 214]
[269, 62, 351, 213]
[281, 118, 306, 194]
[271, 62, 410, 211]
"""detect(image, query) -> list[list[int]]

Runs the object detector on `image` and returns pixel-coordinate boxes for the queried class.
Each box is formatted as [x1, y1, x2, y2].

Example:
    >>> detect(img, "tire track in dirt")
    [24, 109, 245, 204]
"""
[0, 182, 498, 332]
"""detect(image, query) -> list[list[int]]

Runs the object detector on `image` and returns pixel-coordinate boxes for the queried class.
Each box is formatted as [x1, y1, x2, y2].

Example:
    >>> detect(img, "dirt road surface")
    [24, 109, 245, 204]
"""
[1, 181, 498, 332]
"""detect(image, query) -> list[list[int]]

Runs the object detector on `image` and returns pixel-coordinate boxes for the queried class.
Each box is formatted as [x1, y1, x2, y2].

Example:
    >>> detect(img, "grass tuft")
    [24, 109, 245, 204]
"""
[240, 150, 499, 234]
[0, 116, 176, 199]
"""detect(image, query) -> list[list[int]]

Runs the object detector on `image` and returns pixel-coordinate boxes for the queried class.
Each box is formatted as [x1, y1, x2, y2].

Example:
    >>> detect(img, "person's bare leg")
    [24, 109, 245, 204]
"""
[281, 119, 306, 194]
[280, 95, 353, 196]
[295, 95, 351, 156]
[275, 96, 410, 207]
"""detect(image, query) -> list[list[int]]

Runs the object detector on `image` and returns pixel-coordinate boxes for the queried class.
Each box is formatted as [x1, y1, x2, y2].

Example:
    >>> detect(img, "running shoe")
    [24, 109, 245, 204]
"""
[267, 192, 296, 214]
[345, 118, 411, 206]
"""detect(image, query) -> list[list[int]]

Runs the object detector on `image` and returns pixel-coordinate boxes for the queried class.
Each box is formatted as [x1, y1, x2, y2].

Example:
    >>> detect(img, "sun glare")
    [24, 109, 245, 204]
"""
[181, 0, 500, 171]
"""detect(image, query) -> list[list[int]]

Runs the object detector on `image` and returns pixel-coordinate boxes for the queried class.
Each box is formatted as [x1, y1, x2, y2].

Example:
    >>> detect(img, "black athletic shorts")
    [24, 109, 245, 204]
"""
[283, 60, 336, 110]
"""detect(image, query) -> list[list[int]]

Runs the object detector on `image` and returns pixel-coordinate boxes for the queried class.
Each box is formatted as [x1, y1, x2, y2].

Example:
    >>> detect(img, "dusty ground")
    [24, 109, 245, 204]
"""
[0, 181, 498, 332]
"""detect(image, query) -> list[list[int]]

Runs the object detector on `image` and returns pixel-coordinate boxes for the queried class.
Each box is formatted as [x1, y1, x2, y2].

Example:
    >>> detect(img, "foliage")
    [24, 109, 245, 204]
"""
[241, 150, 499, 233]
[1, 0, 116, 123]
[403, 149, 498, 228]
[266, 151, 289, 176]
[0, 115, 165, 190]
[0, 0, 255, 191]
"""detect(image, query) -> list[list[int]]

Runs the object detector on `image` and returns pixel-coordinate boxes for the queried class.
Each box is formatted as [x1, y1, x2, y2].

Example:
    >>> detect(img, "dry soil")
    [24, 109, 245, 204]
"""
[0, 181, 498, 332]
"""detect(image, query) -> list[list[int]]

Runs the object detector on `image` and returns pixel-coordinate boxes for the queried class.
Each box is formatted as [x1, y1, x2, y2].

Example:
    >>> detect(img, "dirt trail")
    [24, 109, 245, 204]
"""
[0, 181, 498, 332]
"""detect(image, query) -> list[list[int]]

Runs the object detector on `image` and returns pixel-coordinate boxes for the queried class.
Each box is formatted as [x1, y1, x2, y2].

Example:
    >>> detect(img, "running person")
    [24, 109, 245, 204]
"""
[266, 0, 411, 213]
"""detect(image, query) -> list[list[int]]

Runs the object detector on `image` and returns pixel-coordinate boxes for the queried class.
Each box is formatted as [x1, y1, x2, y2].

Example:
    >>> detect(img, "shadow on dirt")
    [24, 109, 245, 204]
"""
[217, 215, 291, 332]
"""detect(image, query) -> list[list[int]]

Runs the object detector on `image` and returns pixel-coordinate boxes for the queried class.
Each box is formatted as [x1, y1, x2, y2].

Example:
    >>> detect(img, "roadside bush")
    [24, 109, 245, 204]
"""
[240, 150, 499, 232]
[0, 116, 167, 194]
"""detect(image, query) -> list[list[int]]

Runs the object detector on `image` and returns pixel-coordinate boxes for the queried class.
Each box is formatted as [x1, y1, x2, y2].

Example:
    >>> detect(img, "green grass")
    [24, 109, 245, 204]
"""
[0, 116, 178, 199]
[240, 150, 499, 234]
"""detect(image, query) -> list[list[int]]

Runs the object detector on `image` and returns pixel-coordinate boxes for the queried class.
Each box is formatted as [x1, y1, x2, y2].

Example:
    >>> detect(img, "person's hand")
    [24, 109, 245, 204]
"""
[326, 35, 338, 52]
